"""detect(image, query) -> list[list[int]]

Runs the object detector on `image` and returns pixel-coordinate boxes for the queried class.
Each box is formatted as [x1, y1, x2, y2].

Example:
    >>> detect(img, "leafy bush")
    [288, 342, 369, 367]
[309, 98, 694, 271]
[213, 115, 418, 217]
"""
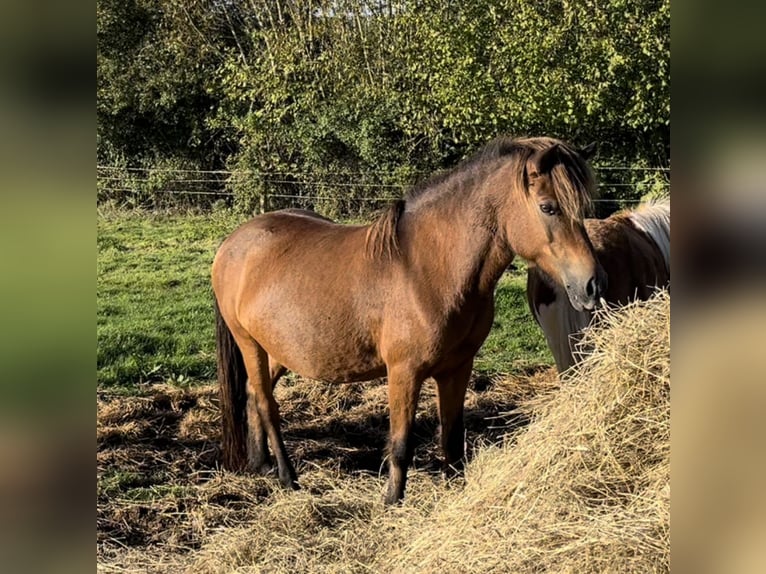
[98, 0, 670, 211]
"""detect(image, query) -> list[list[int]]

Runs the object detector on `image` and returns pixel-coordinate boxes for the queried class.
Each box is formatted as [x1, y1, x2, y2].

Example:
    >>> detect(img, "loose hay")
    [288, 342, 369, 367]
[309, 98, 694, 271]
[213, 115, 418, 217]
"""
[98, 292, 669, 573]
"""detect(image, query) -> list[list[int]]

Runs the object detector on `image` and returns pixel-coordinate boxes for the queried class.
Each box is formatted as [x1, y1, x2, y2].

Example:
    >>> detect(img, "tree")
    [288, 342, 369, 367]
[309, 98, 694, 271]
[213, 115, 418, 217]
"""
[97, 0, 670, 211]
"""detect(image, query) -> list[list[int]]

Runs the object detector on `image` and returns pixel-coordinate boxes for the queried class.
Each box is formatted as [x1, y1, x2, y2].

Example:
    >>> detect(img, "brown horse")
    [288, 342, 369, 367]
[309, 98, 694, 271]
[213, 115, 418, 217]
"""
[212, 136, 604, 503]
[527, 199, 670, 373]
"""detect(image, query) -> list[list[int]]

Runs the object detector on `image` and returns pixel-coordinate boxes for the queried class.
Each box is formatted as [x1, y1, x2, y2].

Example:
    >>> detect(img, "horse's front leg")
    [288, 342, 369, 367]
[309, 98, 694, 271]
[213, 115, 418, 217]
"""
[384, 366, 424, 504]
[433, 359, 473, 477]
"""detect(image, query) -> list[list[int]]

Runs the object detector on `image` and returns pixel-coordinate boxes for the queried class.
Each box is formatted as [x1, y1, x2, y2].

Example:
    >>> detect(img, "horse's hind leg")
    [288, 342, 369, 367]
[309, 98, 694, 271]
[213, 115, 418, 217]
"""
[245, 395, 272, 475]
[238, 339, 298, 489]
[434, 360, 473, 477]
[245, 358, 289, 476]
[269, 358, 287, 389]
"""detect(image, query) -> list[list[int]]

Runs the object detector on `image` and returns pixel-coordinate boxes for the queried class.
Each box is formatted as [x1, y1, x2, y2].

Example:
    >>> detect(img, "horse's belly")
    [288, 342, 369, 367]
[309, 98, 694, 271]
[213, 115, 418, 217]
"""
[246, 301, 385, 383]
[277, 348, 386, 383]
[282, 342, 386, 383]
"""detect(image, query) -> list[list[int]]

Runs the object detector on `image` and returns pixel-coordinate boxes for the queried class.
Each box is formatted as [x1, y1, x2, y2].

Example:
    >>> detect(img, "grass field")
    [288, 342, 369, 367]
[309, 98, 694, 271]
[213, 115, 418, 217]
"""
[97, 208, 552, 390]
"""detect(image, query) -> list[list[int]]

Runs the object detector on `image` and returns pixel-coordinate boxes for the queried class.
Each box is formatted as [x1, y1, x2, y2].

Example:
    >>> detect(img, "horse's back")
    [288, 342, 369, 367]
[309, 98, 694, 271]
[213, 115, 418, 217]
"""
[212, 210, 385, 381]
[214, 210, 360, 279]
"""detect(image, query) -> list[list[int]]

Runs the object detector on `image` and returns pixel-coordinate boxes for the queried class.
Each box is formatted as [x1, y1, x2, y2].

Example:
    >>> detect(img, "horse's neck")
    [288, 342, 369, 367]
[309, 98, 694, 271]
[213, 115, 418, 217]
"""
[404, 188, 513, 308]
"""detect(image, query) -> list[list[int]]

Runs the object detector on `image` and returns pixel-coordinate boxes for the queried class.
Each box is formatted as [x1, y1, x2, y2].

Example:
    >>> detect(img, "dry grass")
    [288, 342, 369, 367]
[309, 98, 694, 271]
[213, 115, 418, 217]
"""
[97, 292, 669, 573]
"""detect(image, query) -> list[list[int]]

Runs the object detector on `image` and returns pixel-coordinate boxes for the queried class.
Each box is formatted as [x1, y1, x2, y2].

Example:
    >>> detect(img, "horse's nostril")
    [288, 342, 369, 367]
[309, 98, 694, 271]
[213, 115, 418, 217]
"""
[586, 276, 597, 298]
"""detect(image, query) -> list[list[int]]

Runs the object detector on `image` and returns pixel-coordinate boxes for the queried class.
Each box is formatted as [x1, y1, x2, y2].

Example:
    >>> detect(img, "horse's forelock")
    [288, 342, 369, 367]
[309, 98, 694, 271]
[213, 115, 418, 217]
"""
[512, 138, 595, 226]
[545, 145, 595, 227]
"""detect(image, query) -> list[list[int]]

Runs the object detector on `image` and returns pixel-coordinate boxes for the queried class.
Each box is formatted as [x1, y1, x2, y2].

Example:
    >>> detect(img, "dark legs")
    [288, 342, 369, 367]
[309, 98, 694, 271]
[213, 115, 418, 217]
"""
[383, 360, 473, 504]
[245, 389, 272, 475]
[384, 367, 424, 504]
[434, 360, 473, 476]
[236, 340, 470, 502]
[239, 340, 297, 489]
[245, 359, 288, 475]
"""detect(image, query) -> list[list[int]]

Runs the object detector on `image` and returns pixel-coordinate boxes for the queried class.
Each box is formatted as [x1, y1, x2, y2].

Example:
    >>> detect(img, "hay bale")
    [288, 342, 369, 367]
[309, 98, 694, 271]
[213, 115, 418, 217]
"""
[186, 291, 669, 574]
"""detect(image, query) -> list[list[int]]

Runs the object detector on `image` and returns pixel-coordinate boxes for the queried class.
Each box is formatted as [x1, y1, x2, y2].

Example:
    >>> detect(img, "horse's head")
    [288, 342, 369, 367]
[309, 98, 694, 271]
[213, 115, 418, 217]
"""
[503, 139, 605, 311]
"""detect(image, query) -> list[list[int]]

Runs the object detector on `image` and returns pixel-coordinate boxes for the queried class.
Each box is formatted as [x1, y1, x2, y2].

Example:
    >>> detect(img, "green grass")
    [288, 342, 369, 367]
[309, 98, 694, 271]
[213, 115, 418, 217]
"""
[97, 210, 552, 389]
[98, 469, 194, 501]
[475, 266, 553, 374]
[97, 209, 243, 389]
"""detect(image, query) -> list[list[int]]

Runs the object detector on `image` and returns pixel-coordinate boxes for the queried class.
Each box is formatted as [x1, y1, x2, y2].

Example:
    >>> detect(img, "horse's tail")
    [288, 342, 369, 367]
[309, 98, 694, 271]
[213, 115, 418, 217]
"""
[214, 296, 249, 471]
[626, 198, 670, 273]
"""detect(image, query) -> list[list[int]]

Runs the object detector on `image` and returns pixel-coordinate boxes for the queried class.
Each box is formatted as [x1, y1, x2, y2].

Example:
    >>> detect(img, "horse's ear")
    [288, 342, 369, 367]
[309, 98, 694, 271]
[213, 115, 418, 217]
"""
[579, 142, 597, 160]
[533, 143, 561, 174]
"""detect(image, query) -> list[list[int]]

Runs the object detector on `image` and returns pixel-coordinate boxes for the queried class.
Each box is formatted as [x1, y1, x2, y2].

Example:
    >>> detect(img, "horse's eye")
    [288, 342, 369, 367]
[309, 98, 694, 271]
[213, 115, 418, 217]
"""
[540, 203, 557, 215]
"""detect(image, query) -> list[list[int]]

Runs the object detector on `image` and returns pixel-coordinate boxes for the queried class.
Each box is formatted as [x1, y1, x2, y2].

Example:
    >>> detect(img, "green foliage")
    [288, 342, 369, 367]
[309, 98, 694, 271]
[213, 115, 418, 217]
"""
[97, 0, 669, 211]
[97, 0, 233, 166]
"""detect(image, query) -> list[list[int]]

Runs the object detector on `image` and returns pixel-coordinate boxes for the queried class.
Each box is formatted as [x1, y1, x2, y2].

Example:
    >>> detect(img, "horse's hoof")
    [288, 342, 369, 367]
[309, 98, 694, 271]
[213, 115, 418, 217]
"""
[383, 485, 404, 505]
[279, 473, 300, 491]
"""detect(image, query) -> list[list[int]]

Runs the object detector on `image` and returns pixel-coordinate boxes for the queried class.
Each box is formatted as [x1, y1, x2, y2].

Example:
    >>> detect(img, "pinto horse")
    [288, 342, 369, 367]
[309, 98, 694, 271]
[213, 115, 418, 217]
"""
[212, 136, 604, 503]
[527, 199, 670, 373]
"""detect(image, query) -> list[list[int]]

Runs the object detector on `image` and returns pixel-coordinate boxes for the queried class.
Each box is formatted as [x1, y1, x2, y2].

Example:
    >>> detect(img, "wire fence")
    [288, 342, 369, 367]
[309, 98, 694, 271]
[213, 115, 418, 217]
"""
[97, 165, 670, 218]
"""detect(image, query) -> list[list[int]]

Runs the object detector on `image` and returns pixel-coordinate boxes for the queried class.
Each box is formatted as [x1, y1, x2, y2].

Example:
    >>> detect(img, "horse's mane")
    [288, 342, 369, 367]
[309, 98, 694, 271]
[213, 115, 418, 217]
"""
[622, 198, 671, 271]
[365, 136, 596, 259]
[365, 199, 406, 259]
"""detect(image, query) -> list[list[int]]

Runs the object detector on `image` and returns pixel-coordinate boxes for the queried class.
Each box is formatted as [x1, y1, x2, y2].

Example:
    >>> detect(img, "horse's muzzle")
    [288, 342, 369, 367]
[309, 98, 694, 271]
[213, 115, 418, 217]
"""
[566, 271, 606, 311]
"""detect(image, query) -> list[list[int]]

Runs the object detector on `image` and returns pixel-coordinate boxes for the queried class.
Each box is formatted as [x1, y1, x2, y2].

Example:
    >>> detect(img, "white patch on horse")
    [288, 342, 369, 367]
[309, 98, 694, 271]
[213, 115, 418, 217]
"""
[627, 199, 670, 272]
[536, 298, 591, 373]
